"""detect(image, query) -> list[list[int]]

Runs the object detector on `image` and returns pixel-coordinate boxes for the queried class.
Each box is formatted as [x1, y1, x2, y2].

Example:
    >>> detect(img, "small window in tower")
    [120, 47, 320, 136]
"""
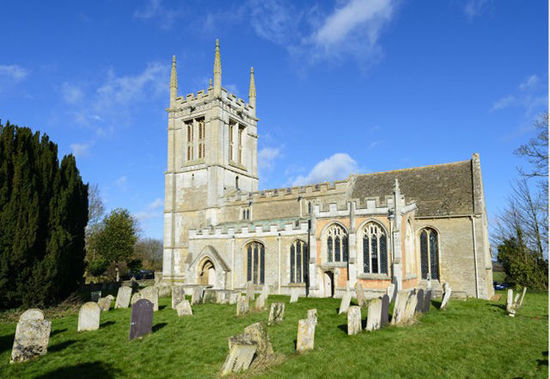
[238, 125, 244, 164]
[186, 121, 194, 161]
[197, 118, 205, 159]
[236, 176, 239, 190]
[229, 121, 235, 161]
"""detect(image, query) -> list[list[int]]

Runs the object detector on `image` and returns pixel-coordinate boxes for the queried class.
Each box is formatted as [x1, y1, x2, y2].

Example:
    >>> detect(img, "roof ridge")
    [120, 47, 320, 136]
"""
[356, 159, 471, 177]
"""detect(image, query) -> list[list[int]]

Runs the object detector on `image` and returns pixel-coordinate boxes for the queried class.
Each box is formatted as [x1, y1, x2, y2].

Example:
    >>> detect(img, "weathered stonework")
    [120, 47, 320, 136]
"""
[78, 302, 100, 332]
[11, 310, 51, 363]
[296, 319, 315, 352]
[115, 286, 132, 309]
[268, 303, 285, 325]
[347, 306, 362, 335]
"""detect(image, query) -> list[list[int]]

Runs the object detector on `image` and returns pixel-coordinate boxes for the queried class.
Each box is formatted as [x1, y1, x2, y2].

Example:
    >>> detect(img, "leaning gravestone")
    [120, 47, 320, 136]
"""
[415, 289, 424, 314]
[11, 309, 51, 363]
[296, 318, 315, 352]
[519, 287, 527, 307]
[440, 283, 452, 309]
[339, 291, 352, 314]
[221, 343, 257, 376]
[78, 302, 100, 332]
[380, 294, 390, 327]
[391, 291, 409, 325]
[365, 298, 382, 331]
[403, 291, 418, 322]
[347, 306, 362, 335]
[289, 288, 299, 303]
[98, 297, 112, 312]
[229, 322, 274, 360]
[422, 290, 432, 313]
[171, 286, 185, 309]
[141, 286, 159, 311]
[191, 287, 204, 305]
[176, 300, 193, 316]
[506, 289, 515, 317]
[236, 295, 249, 316]
[268, 303, 285, 325]
[129, 299, 153, 340]
[387, 283, 396, 302]
[355, 282, 366, 307]
[307, 309, 318, 325]
[115, 286, 132, 309]
[91, 291, 101, 302]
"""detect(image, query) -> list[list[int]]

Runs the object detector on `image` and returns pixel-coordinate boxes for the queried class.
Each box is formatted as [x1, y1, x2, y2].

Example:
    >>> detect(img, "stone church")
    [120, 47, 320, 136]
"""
[162, 41, 494, 300]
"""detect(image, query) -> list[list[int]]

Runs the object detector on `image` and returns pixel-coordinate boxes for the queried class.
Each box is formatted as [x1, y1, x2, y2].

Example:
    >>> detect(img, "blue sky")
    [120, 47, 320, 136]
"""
[0, 0, 547, 240]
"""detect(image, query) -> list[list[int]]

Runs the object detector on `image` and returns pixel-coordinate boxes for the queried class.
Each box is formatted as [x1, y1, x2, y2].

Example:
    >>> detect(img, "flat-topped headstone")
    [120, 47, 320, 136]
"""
[236, 295, 249, 316]
[221, 343, 257, 376]
[176, 300, 193, 316]
[203, 289, 217, 304]
[403, 291, 418, 322]
[78, 302, 100, 332]
[307, 309, 318, 325]
[440, 283, 452, 309]
[98, 297, 112, 312]
[11, 317, 51, 363]
[268, 303, 285, 325]
[171, 286, 185, 309]
[261, 285, 269, 299]
[365, 298, 382, 331]
[255, 294, 266, 311]
[19, 309, 44, 321]
[506, 289, 516, 317]
[129, 299, 153, 340]
[246, 282, 255, 301]
[391, 291, 409, 325]
[141, 286, 159, 311]
[289, 288, 300, 303]
[191, 287, 204, 305]
[339, 292, 352, 314]
[422, 290, 432, 313]
[347, 306, 362, 335]
[355, 282, 366, 307]
[415, 289, 424, 314]
[380, 294, 390, 326]
[387, 283, 396, 302]
[115, 286, 132, 309]
[91, 291, 101, 302]
[296, 318, 315, 352]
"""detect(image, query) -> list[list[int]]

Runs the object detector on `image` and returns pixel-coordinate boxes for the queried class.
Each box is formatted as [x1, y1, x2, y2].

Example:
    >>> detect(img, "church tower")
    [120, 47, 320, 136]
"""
[163, 40, 259, 282]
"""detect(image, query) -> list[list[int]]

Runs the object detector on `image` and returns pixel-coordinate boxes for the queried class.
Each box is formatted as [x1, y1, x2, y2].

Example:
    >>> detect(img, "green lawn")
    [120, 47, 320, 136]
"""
[0, 291, 547, 378]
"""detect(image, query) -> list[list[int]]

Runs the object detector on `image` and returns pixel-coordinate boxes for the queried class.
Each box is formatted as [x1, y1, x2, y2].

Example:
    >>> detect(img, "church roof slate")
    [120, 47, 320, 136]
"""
[351, 159, 474, 217]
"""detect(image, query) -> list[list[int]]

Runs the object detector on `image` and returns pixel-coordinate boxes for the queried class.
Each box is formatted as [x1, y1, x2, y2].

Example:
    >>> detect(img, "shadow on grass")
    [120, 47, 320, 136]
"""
[152, 323, 167, 333]
[487, 303, 506, 311]
[49, 340, 77, 353]
[158, 305, 167, 310]
[431, 300, 442, 309]
[35, 361, 120, 378]
[100, 321, 115, 328]
[337, 324, 348, 334]
[51, 328, 68, 337]
[0, 333, 15, 353]
[537, 351, 548, 367]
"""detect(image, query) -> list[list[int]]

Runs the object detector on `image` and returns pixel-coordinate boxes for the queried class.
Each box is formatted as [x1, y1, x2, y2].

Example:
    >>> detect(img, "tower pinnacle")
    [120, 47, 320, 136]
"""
[249, 66, 256, 117]
[170, 55, 177, 108]
[213, 39, 222, 97]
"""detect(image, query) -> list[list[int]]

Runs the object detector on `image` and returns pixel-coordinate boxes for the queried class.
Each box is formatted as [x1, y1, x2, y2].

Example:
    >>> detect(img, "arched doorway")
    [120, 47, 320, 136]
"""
[199, 259, 216, 287]
[323, 271, 334, 298]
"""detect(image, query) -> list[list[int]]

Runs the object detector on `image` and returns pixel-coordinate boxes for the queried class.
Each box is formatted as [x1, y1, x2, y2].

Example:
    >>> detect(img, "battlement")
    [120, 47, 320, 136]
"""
[171, 87, 255, 119]
[189, 218, 309, 239]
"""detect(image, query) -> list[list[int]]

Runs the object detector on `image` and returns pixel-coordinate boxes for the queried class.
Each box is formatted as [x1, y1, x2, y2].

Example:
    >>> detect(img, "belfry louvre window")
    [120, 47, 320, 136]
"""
[420, 228, 439, 280]
[229, 121, 235, 161]
[290, 240, 308, 283]
[197, 118, 205, 159]
[246, 241, 265, 284]
[326, 224, 348, 263]
[186, 121, 193, 160]
[238, 126, 244, 164]
[362, 222, 388, 274]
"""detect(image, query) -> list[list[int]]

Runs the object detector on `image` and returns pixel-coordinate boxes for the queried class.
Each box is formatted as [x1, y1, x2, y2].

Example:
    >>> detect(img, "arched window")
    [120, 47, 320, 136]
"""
[186, 121, 194, 160]
[290, 240, 308, 283]
[235, 176, 239, 190]
[326, 224, 348, 263]
[362, 222, 388, 274]
[420, 228, 439, 280]
[246, 241, 264, 284]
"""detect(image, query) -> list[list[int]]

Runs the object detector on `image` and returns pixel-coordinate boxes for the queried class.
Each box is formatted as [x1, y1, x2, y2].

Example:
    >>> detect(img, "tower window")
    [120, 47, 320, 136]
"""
[186, 121, 193, 161]
[229, 121, 235, 161]
[197, 118, 205, 159]
[236, 176, 239, 190]
[238, 126, 244, 164]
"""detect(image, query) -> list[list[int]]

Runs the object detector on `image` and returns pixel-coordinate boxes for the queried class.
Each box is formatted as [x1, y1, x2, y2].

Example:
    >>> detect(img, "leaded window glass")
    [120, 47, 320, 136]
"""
[246, 241, 265, 284]
[325, 224, 348, 263]
[361, 222, 388, 274]
[419, 228, 439, 280]
[290, 240, 308, 283]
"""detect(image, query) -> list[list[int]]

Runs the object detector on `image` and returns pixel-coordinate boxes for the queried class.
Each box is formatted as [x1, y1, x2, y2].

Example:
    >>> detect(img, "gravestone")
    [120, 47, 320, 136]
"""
[129, 299, 153, 340]
[98, 297, 112, 312]
[380, 295, 390, 326]
[221, 343, 257, 376]
[131, 292, 142, 305]
[422, 290, 432, 313]
[506, 289, 515, 317]
[307, 309, 318, 325]
[339, 292, 352, 314]
[519, 287, 527, 307]
[229, 322, 274, 360]
[10, 309, 51, 363]
[91, 291, 101, 302]
[355, 282, 366, 307]
[141, 286, 159, 311]
[268, 303, 285, 325]
[78, 302, 100, 332]
[296, 318, 315, 352]
[403, 291, 418, 322]
[440, 283, 452, 309]
[347, 306, 362, 335]
[246, 282, 255, 301]
[415, 289, 424, 314]
[386, 283, 396, 302]
[171, 286, 185, 309]
[203, 289, 217, 304]
[365, 298, 382, 331]
[229, 291, 240, 305]
[289, 288, 299, 303]
[255, 294, 266, 311]
[157, 285, 172, 297]
[391, 291, 409, 325]
[115, 286, 132, 309]
[236, 295, 249, 316]
[176, 300, 193, 316]
[191, 287, 204, 305]
[216, 291, 228, 304]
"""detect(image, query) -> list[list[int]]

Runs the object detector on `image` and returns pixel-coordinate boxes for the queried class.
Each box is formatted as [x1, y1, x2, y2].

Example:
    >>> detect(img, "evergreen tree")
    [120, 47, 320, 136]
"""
[0, 121, 88, 308]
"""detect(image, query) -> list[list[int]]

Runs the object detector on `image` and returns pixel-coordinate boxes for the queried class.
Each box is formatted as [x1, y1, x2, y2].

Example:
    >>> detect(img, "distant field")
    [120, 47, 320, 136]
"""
[493, 271, 506, 283]
[0, 291, 547, 378]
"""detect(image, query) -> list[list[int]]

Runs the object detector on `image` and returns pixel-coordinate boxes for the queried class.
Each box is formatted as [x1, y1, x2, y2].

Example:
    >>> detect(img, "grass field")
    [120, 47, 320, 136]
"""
[0, 291, 547, 378]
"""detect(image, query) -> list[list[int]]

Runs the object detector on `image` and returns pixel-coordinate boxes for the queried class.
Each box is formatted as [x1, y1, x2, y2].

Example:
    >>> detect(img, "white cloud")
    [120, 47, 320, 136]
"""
[0, 64, 28, 80]
[491, 74, 547, 116]
[135, 197, 164, 221]
[464, 0, 490, 20]
[258, 147, 281, 171]
[115, 176, 128, 191]
[61, 82, 84, 104]
[70, 143, 90, 158]
[519, 75, 539, 91]
[292, 153, 359, 186]
[147, 198, 164, 210]
[491, 95, 516, 111]
[133, 0, 184, 29]
[249, 0, 301, 45]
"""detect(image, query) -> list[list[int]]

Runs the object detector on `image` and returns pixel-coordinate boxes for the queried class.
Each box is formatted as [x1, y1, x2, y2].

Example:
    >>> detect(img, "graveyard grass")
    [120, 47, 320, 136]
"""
[0, 291, 547, 378]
